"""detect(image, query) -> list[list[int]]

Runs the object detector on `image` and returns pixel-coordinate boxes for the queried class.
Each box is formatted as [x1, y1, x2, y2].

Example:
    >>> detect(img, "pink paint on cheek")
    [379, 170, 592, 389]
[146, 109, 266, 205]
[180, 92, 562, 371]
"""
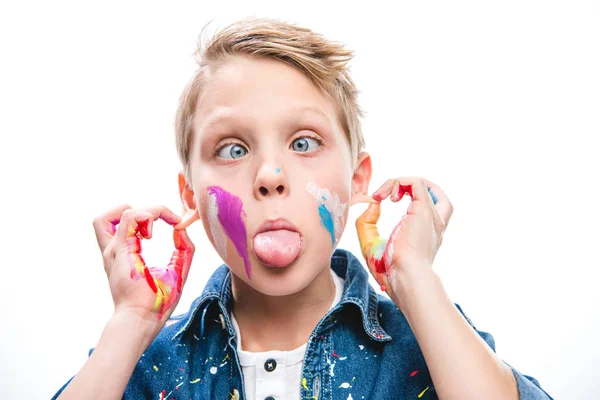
[207, 186, 251, 279]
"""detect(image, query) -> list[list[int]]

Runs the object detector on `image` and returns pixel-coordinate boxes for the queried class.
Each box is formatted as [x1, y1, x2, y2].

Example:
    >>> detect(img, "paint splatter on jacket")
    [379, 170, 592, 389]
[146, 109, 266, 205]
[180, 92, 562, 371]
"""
[52, 249, 553, 399]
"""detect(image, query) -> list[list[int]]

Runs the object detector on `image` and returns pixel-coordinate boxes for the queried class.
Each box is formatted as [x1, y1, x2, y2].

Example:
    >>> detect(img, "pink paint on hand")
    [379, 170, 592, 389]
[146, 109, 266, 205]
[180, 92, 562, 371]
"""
[128, 218, 193, 319]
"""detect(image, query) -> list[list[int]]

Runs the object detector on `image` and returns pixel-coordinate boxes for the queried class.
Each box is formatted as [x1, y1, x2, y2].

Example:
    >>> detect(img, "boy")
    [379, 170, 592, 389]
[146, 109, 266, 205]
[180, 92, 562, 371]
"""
[53, 17, 552, 399]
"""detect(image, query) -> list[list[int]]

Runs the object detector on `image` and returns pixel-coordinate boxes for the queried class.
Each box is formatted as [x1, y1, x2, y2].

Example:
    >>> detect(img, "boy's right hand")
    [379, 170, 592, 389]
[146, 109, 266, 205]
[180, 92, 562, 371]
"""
[92, 204, 195, 328]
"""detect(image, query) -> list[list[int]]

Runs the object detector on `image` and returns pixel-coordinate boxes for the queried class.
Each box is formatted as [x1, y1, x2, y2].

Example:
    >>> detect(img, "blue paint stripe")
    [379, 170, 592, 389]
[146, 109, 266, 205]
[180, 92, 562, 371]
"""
[317, 204, 335, 246]
[427, 186, 438, 205]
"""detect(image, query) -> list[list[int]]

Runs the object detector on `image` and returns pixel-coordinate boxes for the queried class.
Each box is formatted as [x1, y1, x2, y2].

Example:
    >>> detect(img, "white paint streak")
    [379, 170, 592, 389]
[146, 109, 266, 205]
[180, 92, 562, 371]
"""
[384, 220, 403, 294]
[207, 193, 228, 258]
[327, 356, 336, 376]
[210, 366, 218, 374]
[306, 181, 348, 242]
[340, 382, 351, 389]
[388, 268, 398, 293]
[384, 220, 402, 268]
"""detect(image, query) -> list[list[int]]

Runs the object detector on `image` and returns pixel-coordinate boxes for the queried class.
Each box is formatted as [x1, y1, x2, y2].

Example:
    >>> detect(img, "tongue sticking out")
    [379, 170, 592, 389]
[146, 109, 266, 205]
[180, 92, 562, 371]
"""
[253, 229, 302, 267]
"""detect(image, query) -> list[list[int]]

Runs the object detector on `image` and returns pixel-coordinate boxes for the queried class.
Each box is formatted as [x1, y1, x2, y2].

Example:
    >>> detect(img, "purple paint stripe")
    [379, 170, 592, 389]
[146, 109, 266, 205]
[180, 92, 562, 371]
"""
[207, 186, 251, 278]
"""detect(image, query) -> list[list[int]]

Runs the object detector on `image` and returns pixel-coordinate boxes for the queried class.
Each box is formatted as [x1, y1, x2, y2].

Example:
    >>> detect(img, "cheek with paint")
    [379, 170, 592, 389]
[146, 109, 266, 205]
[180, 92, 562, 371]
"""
[207, 192, 228, 260]
[127, 221, 191, 319]
[306, 181, 348, 248]
[206, 186, 252, 279]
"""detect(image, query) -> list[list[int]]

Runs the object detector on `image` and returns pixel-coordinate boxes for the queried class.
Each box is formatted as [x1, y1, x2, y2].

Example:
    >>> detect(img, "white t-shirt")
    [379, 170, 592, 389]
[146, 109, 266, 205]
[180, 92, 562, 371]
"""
[230, 268, 345, 400]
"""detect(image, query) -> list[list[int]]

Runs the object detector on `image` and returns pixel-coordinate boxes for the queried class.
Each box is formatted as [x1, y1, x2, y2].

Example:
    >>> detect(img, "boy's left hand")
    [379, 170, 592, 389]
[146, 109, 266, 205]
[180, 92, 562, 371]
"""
[355, 177, 453, 298]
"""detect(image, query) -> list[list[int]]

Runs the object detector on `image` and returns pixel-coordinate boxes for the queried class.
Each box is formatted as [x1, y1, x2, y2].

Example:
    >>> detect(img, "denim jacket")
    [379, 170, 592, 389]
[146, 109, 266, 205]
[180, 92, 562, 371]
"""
[52, 249, 553, 399]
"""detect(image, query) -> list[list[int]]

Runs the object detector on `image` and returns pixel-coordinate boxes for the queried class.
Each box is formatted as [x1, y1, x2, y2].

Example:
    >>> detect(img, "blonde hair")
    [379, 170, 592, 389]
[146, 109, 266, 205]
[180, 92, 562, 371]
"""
[174, 17, 365, 184]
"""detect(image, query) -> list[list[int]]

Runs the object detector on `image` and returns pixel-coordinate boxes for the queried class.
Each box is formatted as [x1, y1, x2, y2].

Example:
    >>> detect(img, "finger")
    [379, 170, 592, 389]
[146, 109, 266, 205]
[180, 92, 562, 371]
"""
[114, 205, 183, 249]
[141, 217, 153, 239]
[350, 194, 381, 206]
[146, 206, 182, 227]
[393, 177, 433, 215]
[390, 180, 401, 202]
[92, 204, 132, 253]
[423, 178, 453, 230]
[174, 209, 200, 230]
[113, 209, 153, 253]
[372, 179, 395, 201]
[172, 228, 195, 285]
[355, 203, 382, 258]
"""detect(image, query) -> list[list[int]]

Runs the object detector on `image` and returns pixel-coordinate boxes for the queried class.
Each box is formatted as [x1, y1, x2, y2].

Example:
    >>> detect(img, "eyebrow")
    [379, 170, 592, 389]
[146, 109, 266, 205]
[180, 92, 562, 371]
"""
[201, 106, 332, 131]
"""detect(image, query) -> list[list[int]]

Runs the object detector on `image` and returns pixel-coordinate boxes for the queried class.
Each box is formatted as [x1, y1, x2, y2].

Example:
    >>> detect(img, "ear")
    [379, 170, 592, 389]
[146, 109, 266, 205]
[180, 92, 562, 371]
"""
[175, 170, 200, 230]
[350, 152, 373, 206]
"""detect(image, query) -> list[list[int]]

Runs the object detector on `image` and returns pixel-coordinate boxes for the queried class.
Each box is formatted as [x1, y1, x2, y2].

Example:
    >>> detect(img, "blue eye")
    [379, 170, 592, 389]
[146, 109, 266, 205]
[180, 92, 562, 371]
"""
[218, 143, 248, 159]
[291, 137, 320, 153]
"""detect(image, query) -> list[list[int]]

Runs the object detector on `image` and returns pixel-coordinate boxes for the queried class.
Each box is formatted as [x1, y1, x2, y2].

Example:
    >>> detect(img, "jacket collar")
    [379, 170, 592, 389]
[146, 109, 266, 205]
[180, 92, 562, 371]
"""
[171, 248, 391, 342]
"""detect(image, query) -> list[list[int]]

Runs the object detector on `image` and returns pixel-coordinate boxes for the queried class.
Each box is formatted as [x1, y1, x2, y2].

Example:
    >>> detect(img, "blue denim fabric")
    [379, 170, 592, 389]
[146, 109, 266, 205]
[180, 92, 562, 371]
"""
[52, 248, 553, 399]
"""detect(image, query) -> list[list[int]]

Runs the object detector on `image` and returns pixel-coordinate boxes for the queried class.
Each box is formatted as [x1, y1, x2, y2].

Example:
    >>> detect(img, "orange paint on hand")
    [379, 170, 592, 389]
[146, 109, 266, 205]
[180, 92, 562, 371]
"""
[356, 202, 391, 291]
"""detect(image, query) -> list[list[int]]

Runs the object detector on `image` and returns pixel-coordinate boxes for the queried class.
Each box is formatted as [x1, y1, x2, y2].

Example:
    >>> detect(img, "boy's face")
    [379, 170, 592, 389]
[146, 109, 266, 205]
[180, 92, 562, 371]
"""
[179, 55, 370, 296]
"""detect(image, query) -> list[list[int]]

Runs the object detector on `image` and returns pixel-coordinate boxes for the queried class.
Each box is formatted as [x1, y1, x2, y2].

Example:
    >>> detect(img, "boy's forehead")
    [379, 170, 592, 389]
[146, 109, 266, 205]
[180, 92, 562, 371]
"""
[197, 105, 333, 133]
[195, 56, 337, 119]
[193, 56, 342, 137]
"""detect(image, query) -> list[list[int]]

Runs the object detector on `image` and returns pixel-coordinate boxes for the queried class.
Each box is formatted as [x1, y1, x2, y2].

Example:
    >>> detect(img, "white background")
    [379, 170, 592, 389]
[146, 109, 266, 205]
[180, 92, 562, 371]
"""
[1, 1, 598, 398]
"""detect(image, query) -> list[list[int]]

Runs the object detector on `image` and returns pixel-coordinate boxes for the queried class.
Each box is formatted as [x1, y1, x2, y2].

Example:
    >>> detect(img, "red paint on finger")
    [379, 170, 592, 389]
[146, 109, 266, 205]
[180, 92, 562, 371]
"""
[127, 235, 142, 253]
[173, 229, 190, 250]
[398, 184, 414, 200]
[372, 256, 386, 275]
[127, 226, 193, 319]
[139, 220, 150, 237]
[143, 266, 158, 293]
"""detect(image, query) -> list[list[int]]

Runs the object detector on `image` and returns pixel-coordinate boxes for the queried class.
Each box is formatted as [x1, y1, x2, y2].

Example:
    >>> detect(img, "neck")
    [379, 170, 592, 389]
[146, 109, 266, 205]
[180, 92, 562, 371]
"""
[231, 265, 336, 352]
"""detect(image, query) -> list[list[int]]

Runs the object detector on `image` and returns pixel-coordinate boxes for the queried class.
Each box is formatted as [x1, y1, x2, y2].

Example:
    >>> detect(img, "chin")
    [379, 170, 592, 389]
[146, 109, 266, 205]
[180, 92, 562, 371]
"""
[226, 226, 335, 296]
[235, 248, 330, 297]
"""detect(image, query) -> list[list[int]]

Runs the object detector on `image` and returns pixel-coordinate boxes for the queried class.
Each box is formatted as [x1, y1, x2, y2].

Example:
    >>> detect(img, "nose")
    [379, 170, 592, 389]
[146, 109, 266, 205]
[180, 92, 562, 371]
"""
[254, 164, 289, 199]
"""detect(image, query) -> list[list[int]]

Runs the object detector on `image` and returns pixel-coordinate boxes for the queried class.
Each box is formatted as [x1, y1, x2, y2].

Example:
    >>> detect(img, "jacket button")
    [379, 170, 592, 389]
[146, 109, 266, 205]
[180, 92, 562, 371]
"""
[264, 358, 277, 372]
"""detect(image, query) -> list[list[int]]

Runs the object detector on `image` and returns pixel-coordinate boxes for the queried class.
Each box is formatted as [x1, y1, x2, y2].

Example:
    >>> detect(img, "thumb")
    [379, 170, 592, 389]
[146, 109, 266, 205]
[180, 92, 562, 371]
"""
[355, 202, 381, 259]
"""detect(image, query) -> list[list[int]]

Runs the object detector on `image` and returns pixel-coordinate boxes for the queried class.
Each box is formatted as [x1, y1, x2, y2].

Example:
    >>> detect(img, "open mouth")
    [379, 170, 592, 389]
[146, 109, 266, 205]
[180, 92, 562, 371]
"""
[252, 219, 303, 268]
